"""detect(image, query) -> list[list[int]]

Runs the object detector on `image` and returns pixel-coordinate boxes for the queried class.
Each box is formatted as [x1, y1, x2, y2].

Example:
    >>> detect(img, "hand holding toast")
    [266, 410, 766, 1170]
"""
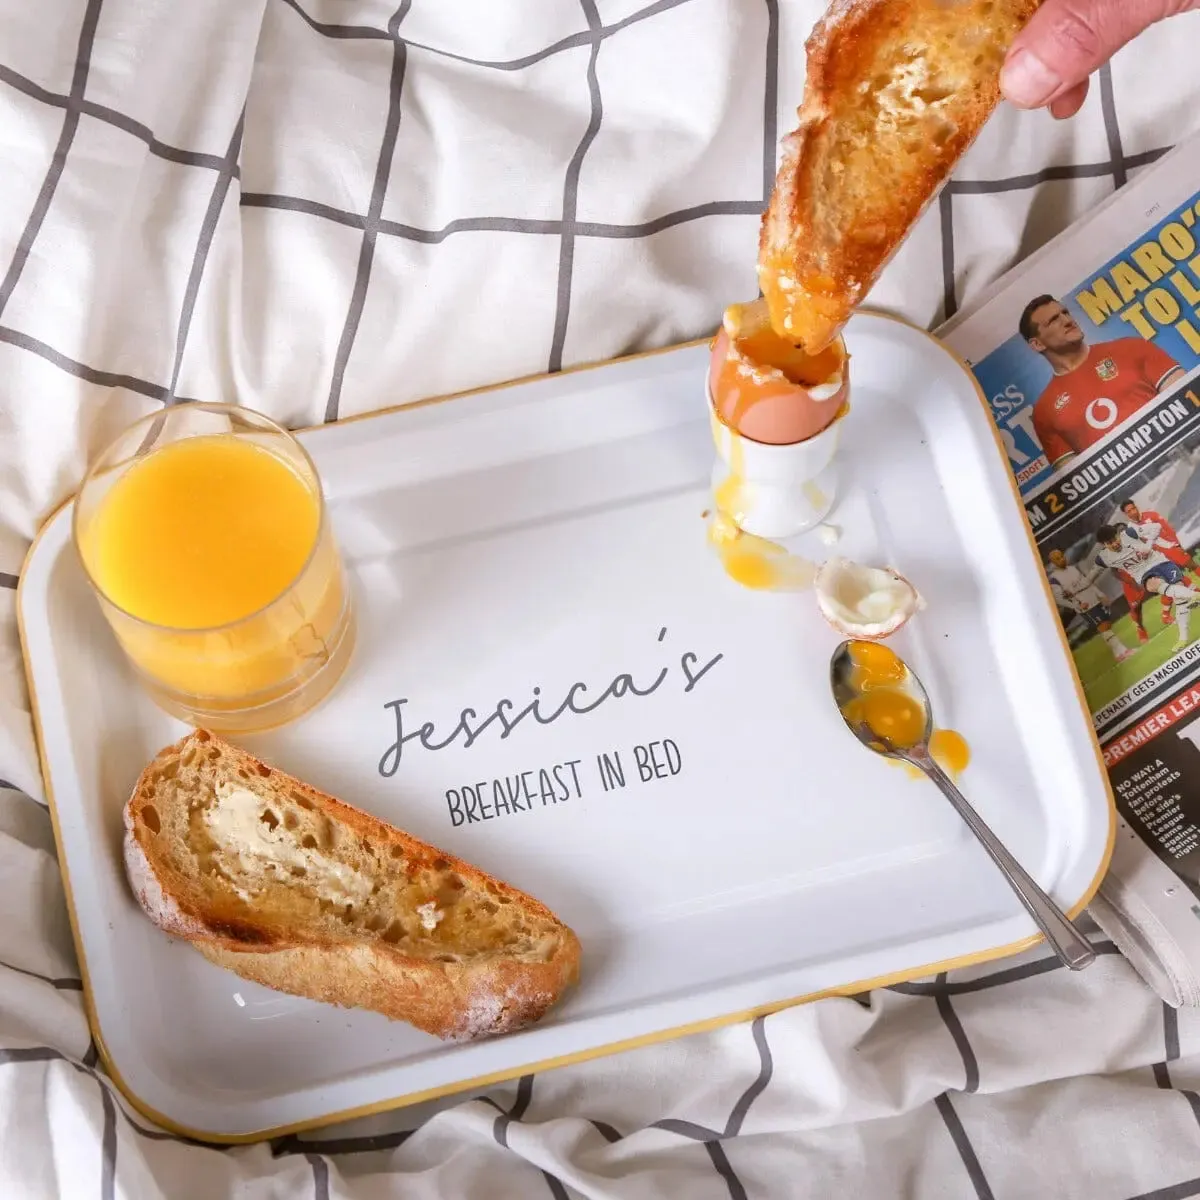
[1001, 0, 1199, 119]
[758, 0, 1043, 352]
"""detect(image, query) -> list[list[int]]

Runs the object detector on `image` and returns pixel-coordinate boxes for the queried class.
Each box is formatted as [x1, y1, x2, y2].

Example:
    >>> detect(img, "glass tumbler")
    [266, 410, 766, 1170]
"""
[72, 403, 356, 734]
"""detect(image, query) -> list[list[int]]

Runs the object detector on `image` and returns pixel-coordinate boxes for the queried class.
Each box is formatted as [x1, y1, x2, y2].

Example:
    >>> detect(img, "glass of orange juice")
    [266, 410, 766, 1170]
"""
[72, 403, 356, 734]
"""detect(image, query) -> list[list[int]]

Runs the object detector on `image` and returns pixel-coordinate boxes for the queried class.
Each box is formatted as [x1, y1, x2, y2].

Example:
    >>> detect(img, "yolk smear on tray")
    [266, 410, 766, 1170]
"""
[707, 433, 817, 592]
[929, 729, 970, 779]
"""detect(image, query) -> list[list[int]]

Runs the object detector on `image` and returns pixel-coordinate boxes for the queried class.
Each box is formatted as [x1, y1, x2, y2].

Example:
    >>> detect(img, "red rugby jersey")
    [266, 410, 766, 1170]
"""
[1031, 338, 1180, 465]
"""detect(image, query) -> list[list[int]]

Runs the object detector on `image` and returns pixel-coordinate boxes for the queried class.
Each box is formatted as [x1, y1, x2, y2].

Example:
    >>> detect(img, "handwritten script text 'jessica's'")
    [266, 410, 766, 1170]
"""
[378, 626, 723, 777]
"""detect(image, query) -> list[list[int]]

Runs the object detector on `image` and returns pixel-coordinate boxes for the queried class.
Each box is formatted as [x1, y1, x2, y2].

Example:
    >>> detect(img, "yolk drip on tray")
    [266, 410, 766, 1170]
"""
[927, 729, 970, 779]
[843, 641, 971, 780]
[707, 432, 818, 593]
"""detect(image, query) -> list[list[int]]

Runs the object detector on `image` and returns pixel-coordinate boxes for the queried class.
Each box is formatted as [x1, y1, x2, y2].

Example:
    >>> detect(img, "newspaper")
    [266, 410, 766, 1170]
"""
[939, 129, 1200, 1002]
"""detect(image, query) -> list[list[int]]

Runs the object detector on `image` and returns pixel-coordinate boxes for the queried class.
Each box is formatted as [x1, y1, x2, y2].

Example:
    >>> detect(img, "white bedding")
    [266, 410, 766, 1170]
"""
[4, 1, 1200, 1196]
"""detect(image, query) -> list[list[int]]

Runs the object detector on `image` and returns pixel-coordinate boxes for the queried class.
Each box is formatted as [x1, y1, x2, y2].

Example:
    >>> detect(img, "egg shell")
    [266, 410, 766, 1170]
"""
[814, 558, 924, 641]
[708, 316, 849, 447]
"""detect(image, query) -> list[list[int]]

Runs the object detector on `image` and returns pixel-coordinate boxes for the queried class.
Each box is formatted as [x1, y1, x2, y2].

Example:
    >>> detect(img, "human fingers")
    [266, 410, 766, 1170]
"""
[1048, 78, 1089, 119]
[1000, 0, 1199, 110]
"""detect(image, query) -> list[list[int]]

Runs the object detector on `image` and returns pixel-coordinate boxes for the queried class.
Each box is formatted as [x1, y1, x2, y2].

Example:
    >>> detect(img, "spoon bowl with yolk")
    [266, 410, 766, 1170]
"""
[833, 641, 970, 778]
[833, 640, 933, 756]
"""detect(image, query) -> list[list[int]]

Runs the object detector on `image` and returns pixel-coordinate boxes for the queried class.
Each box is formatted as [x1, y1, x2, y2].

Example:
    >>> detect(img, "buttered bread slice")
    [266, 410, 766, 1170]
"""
[123, 730, 581, 1041]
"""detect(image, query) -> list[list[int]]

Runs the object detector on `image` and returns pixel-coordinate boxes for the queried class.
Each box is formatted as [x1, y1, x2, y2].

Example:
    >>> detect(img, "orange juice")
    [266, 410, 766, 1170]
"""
[88, 435, 320, 629]
[76, 423, 354, 730]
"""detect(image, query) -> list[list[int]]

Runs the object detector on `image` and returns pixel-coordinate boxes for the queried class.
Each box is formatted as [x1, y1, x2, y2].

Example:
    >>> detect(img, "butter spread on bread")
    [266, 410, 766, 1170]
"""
[124, 730, 581, 1041]
[758, 0, 1044, 352]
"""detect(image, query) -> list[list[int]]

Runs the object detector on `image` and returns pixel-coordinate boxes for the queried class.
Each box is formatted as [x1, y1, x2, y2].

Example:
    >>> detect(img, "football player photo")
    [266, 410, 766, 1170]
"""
[1019, 295, 1187, 469]
[1046, 547, 1133, 664]
[1094, 524, 1200, 652]
[1119, 497, 1200, 626]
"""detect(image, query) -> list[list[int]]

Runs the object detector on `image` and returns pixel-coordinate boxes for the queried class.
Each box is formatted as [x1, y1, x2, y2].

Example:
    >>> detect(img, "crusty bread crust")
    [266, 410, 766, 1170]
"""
[759, 0, 1043, 351]
[123, 730, 581, 1042]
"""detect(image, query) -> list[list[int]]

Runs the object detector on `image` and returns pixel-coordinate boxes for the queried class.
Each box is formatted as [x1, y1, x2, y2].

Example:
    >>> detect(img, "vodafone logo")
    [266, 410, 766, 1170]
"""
[1085, 397, 1119, 431]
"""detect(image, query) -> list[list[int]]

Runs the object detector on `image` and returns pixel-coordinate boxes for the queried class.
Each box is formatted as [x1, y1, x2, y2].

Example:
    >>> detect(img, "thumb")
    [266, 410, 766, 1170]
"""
[1000, 0, 1196, 109]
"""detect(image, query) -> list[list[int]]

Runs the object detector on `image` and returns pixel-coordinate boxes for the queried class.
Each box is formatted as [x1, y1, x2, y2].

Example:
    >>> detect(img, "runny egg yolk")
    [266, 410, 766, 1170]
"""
[847, 640, 907, 690]
[729, 327, 844, 389]
[844, 640, 971, 775]
[852, 689, 927, 749]
[930, 729, 970, 779]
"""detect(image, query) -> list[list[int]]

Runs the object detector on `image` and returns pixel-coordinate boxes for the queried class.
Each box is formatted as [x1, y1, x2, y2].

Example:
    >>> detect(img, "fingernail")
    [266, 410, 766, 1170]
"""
[1000, 49, 1061, 107]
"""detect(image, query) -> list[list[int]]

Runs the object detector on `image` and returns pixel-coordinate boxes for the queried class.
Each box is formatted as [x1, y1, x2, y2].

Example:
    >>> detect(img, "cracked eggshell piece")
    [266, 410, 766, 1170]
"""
[814, 557, 924, 640]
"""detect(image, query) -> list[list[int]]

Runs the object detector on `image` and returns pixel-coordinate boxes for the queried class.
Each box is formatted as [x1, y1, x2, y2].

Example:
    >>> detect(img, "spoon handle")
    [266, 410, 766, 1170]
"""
[915, 755, 1096, 971]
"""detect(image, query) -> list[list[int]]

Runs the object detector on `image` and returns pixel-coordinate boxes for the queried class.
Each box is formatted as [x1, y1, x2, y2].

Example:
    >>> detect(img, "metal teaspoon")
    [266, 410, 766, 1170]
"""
[830, 640, 1096, 971]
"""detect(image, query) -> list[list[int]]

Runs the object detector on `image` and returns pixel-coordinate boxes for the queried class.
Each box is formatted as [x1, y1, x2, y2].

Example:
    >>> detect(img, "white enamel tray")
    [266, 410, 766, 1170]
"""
[19, 313, 1115, 1141]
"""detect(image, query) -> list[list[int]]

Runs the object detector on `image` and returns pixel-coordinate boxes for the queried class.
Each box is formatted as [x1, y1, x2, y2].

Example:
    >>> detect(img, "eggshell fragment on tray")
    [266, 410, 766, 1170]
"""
[814, 557, 924, 640]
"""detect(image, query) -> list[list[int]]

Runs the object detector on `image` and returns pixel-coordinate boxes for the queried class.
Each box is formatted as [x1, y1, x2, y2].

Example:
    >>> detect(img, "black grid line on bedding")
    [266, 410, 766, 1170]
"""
[241, 193, 766, 239]
[474, 1020, 770, 1200]
[761, 0, 779, 204]
[306, 1153, 330, 1200]
[934, 976, 980, 1094]
[1098, 63, 1128, 189]
[706, 1141, 748, 1200]
[279, 1078, 609, 1163]
[165, 113, 244, 403]
[0, 324, 170, 398]
[100, 1081, 118, 1200]
[483, 1075, 575, 1200]
[0, 62, 236, 175]
[947, 147, 1171, 195]
[935, 1093, 995, 1200]
[1154, 1002, 1200, 1135]
[324, 1, 413, 424]
[0, 1046, 231, 1150]
[888, 940, 1120, 997]
[0, 780, 48, 810]
[490, 1073, 535, 1147]
[938, 189, 957, 323]
[280, 0, 700, 67]
[542, 1170, 571, 1200]
[0, 0, 104, 322]
[1128, 1179, 1200, 1200]
[274, 1127, 416, 1156]
[0, 958, 83, 992]
[547, 0, 604, 374]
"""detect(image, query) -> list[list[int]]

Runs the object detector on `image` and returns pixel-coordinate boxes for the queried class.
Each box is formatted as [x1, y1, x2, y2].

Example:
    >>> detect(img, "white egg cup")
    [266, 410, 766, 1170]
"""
[706, 387, 841, 540]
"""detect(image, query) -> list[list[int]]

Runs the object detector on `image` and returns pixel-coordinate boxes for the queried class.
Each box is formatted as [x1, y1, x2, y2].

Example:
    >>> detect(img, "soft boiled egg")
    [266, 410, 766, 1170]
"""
[814, 557, 924, 640]
[708, 298, 849, 445]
